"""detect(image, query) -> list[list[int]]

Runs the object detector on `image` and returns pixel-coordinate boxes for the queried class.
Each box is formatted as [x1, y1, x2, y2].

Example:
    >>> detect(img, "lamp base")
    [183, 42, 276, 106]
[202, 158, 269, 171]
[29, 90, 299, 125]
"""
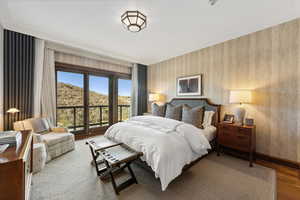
[234, 106, 246, 125]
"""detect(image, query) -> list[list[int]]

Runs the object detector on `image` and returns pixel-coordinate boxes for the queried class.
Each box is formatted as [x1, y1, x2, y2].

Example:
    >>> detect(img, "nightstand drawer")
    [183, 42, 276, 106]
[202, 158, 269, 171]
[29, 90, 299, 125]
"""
[235, 135, 250, 150]
[218, 131, 235, 146]
[237, 127, 252, 135]
[219, 124, 238, 132]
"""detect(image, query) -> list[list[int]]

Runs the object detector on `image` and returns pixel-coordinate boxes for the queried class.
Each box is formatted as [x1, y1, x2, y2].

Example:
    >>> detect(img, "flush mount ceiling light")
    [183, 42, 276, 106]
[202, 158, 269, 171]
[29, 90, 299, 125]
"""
[209, 0, 218, 5]
[121, 10, 147, 32]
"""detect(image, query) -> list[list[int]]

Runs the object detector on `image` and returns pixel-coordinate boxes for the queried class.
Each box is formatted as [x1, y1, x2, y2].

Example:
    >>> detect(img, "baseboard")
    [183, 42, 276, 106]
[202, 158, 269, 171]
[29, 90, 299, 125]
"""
[255, 152, 300, 169]
[220, 146, 300, 170]
[74, 132, 104, 140]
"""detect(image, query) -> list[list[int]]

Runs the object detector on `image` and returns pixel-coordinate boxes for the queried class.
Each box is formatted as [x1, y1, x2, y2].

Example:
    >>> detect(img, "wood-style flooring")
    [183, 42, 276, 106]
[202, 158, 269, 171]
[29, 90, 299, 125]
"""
[256, 160, 300, 200]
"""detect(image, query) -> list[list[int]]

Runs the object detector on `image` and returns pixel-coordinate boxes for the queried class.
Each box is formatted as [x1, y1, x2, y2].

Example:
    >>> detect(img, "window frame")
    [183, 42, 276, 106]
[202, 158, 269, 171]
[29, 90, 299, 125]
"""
[55, 62, 131, 137]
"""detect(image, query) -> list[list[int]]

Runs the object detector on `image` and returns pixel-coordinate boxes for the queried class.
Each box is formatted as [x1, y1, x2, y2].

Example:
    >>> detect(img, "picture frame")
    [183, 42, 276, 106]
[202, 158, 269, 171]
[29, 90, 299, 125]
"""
[177, 74, 202, 96]
[245, 118, 254, 126]
[223, 114, 234, 124]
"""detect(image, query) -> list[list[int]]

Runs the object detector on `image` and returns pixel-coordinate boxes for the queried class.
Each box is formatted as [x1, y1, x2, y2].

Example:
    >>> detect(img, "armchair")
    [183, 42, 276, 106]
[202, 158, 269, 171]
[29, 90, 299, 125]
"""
[14, 118, 75, 163]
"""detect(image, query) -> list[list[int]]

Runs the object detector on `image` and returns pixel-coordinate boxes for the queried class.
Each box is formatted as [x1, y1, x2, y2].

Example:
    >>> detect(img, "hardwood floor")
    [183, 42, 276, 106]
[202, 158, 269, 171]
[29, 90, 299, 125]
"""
[256, 160, 300, 200]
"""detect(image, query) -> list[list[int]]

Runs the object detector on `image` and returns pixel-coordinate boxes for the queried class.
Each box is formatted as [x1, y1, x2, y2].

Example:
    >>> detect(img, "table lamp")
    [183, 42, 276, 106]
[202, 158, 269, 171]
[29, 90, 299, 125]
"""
[7, 108, 20, 114]
[229, 90, 252, 125]
[149, 93, 164, 103]
[7, 108, 20, 130]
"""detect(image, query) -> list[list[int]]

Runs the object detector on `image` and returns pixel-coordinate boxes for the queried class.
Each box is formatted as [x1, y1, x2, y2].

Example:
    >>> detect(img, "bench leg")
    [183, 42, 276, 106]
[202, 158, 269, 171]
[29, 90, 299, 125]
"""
[127, 164, 138, 184]
[106, 162, 138, 195]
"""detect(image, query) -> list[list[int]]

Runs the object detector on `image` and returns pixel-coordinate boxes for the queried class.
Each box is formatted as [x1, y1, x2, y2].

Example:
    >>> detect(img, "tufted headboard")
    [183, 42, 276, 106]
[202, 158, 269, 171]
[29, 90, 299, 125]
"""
[168, 98, 221, 126]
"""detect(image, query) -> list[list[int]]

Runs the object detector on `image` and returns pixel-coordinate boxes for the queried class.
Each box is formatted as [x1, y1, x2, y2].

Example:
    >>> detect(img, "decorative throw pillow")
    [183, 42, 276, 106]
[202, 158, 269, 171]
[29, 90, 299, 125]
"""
[30, 118, 50, 134]
[182, 105, 204, 128]
[151, 103, 165, 117]
[202, 111, 215, 129]
[165, 104, 182, 121]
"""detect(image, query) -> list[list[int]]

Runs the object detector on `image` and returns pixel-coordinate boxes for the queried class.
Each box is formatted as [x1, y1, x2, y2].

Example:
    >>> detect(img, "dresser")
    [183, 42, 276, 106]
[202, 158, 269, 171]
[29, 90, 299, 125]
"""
[217, 123, 256, 167]
[0, 131, 33, 200]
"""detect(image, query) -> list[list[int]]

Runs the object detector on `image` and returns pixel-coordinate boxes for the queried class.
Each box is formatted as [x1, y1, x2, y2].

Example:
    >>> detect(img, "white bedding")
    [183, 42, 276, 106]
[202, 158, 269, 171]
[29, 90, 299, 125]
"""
[202, 125, 217, 141]
[104, 116, 211, 191]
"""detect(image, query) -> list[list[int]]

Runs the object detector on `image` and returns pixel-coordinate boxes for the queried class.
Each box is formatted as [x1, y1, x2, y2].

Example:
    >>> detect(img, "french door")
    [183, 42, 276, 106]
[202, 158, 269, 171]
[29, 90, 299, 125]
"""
[56, 63, 131, 136]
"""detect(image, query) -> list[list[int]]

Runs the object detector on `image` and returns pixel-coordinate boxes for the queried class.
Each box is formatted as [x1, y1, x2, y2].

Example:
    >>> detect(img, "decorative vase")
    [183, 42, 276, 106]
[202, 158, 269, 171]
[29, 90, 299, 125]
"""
[234, 105, 246, 125]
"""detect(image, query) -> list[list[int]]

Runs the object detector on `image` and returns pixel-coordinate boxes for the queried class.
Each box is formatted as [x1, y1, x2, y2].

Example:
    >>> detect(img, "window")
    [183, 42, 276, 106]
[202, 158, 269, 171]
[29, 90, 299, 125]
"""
[118, 79, 132, 121]
[56, 63, 132, 136]
[57, 71, 84, 132]
[89, 75, 109, 128]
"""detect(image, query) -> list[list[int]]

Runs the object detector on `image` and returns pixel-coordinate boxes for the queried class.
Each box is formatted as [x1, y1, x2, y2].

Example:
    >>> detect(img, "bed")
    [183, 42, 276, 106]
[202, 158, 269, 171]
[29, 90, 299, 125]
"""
[104, 98, 220, 191]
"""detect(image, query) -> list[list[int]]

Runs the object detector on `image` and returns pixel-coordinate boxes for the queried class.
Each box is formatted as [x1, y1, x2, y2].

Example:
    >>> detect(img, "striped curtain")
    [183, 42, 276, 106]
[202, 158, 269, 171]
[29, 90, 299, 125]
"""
[3, 30, 35, 130]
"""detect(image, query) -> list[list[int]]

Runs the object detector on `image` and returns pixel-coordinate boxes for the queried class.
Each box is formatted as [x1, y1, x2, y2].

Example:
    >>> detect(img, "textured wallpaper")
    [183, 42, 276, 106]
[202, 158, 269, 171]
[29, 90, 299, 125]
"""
[148, 18, 300, 162]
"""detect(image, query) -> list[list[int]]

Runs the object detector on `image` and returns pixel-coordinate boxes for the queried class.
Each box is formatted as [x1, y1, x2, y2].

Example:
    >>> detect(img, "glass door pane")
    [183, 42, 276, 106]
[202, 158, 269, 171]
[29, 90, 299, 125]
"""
[56, 71, 84, 133]
[89, 75, 109, 128]
[118, 79, 132, 121]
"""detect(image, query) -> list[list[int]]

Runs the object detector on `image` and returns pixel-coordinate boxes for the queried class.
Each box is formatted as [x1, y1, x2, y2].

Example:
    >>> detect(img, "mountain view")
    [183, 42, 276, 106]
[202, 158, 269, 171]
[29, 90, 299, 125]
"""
[57, 82, 131, 129]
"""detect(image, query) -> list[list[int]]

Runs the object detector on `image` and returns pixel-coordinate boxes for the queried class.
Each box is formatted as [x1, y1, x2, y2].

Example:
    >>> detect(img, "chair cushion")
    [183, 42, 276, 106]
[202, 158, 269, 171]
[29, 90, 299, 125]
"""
[14, 121, 25, 131]
[42, 133, 74, 146]
[23, 118, 34, 131]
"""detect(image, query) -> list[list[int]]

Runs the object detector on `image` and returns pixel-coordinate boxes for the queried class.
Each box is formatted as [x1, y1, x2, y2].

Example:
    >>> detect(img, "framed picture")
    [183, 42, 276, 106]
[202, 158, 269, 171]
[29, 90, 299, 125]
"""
[177, 74, 202, 96]
[223, 114, 234, 124]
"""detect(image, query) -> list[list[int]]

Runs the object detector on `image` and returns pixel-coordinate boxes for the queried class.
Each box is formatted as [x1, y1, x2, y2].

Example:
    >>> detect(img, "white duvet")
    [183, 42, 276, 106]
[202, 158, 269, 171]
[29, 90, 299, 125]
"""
[104, 116, 211, 191]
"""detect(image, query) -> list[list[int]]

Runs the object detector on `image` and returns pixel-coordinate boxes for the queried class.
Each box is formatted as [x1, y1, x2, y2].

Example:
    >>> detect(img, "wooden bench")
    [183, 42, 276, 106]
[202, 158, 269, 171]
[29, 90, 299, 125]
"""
[86, 137, 143, 195]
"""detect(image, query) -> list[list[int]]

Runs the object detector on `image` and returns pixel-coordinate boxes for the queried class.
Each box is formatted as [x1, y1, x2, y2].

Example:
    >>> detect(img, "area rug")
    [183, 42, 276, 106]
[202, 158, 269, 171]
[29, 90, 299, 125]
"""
[31, 137, 276, 200]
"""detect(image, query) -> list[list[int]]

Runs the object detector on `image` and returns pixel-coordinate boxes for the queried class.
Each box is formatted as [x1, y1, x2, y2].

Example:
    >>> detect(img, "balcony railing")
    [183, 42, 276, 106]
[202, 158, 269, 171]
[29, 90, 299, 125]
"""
[57, 104, 130, 132]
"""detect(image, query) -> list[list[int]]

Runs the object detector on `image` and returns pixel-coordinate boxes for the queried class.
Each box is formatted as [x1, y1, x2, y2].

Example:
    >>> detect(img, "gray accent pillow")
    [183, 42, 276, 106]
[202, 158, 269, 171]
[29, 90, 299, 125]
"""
[182, 105, 204, 128]
[165, 104, 182, 121]
[30, 118, 49, 134]
[151, 103, 165, 117]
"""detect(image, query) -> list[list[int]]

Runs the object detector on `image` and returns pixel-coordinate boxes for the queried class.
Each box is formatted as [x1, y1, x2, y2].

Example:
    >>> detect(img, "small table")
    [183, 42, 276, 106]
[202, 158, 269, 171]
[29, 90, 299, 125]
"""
[86, 137, 143, 195]
[217, 123, 256, 167]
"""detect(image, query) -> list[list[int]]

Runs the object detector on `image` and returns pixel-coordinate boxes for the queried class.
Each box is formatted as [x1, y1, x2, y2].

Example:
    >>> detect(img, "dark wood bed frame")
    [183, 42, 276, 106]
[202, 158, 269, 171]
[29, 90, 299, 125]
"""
[134, 98, 221, 174]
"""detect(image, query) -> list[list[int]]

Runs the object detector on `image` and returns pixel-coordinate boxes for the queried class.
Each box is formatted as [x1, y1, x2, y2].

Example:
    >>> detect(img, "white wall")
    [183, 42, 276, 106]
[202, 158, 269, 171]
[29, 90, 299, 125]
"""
[0, 24, 3, 131]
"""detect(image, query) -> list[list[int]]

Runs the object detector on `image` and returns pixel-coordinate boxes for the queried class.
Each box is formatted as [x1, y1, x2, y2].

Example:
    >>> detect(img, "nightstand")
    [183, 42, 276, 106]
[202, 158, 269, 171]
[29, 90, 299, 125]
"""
[217, 123, 256, 167]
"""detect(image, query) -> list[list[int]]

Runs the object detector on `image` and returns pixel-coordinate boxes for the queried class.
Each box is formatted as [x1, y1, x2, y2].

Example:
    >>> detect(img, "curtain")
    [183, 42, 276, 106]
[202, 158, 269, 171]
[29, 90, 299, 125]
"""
[131, 64, 138, 116]
[33, 39, 45, 117]
[0, 25, 3, 131]
[131, 64, 148, 116]
[3, 30, 35, 130]
[41, 48, 56, 125]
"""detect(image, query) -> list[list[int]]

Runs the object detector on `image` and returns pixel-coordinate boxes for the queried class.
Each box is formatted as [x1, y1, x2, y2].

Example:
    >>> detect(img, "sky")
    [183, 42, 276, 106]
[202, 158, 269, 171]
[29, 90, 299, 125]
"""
[57, 71, 131, 96]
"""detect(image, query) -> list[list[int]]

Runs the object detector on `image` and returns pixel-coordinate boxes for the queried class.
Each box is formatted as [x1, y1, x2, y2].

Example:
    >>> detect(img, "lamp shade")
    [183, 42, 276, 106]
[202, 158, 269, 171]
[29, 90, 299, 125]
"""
[6, 108, 20, 114]
[149, 93, 159, 102]
[149, 93, 165, 102]
[229, 90, 252, 104]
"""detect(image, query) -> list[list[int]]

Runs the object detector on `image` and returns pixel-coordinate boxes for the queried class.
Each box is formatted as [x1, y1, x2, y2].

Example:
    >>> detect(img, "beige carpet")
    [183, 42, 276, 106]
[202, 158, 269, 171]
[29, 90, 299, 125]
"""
[31, 137, 276, 200]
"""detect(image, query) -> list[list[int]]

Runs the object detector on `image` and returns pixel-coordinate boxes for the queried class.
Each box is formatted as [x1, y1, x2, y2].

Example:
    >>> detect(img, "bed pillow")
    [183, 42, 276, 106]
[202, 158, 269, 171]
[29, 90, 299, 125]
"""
[151, 103, 165, 117]
[202, 111, 215, 129]
[165, 104, 182, 121]
[182, 105, 204, 128]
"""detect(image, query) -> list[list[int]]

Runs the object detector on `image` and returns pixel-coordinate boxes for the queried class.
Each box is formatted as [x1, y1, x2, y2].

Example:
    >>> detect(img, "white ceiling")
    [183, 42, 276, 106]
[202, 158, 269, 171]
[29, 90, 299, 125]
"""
[0, 0, 300, 65]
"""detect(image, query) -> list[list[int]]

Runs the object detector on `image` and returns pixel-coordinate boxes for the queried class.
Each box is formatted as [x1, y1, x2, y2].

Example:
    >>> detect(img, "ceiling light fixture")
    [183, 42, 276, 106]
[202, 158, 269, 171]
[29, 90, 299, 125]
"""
[121, 10, 147, 32]
[209, 0, 218, 6]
